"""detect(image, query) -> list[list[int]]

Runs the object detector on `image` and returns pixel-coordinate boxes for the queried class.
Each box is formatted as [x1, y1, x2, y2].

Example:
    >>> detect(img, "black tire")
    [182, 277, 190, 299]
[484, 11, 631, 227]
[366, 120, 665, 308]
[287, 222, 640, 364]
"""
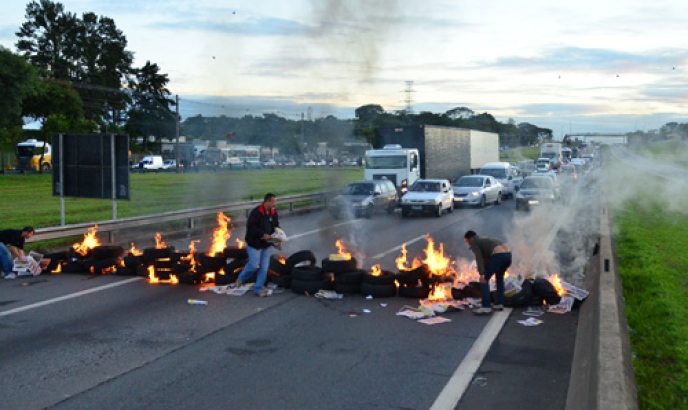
[396, 264, 430, 286]
[292, 265, 324, 281]
[41, 162, 51, 172]
[322, 257, 358, 274]
[447, 203, 453, 213]
[123, 255, 143, 268]
[333, 281, 361, 294]
[114, 265, 135, 276]
[172, 263, 192, 274]
[92, 245, 125, 260]
[178, 272, 202, 285]
[504, 280, 533, 307]
[386, 201, 396, 214]
[271, 274, 292, 289]
[195, 254, 226, 271]
[224, 247, 248, 260]
[401, 207, 409, 218]
[142, 247, 175, 263]
[362, 270, 395, 285]
[291, 278, 331, 295]
[361, 282, 397, 298]
[269, 255, 289, 276]
[333, 269, 365, 284]
[224, 258, 248, 274]
[365, 204, 374, 218]
[61, 262, 86, 274]
[136, 265, 150, 277]
[284, 250, 317, 273]
[494, 193, 501, 206]
[43, 251, 68, 263]
[452, 282, 482, 299]
[92, 257, 119, 274]
[532, 278, 561, 305]
[479, 195, 486, 208]
[215, 270, 239, 285]
[398, 285, 430, 299]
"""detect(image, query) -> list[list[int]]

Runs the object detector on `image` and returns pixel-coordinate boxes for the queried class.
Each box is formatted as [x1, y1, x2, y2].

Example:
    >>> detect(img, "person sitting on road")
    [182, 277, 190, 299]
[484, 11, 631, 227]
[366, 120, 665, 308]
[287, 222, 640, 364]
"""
[0, 227, 35, 279]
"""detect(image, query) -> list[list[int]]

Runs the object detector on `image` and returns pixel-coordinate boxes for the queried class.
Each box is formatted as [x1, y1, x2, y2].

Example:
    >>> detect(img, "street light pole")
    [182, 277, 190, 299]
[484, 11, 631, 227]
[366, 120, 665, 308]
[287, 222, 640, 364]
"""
[175, 94, 180, 170]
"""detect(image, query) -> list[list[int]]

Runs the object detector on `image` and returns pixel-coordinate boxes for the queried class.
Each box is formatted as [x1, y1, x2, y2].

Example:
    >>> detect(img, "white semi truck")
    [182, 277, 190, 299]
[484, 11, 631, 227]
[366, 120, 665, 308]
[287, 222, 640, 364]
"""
[540, 142, 563, 169]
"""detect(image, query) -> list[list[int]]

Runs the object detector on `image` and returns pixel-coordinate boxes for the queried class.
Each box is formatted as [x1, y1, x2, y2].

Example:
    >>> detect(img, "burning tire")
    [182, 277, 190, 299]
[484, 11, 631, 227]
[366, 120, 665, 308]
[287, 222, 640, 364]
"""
[396, 264, 430, 286]
[333, 281, 361, 294]
[123, 255, 143, 269]
[285, 250, 317, 273]
[361, 282, 397, 298]
[43, 251, 68, 271]
[215, 270, 239, 285]
[178, 272, 202, 285]
[61, 261, 86, 274]
[142, 247, 175, 263]
[362, 270, 396, 286]
[114, 265, 135, 276]
[451, 282, 481, 299]
[195, 254, 226, 271]
[292, 266, 324, 282]
[224, 258, 248, 275]
[321, 257, 358, 274]
[224, 246, 248, 260]
[92, 245, 125, 260]
[398, 285, 430, 299]
[504, 279, 534, 307]
[270, 274, 292, 289]
[291, 278, 331, 295]
[532, 278, 561, 305]
[332, 269, 365, 284]
[269, 255, 289, 276]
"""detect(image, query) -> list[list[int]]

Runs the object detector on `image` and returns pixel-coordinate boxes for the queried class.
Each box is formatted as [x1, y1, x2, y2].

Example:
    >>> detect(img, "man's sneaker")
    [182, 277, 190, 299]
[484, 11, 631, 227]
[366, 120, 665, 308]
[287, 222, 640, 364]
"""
[473, 307, 492, 315]
[4, 273, 17, 280]
[234, 279, 244, 287]
[493, 304, 504, 311]
[255, 289, 270, 297]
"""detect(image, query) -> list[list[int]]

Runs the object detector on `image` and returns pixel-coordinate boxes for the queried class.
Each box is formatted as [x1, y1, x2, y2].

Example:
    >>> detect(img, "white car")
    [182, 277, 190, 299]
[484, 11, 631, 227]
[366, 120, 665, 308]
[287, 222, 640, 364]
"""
[161, 159, 176, 169]
[400, 179, 454, 217]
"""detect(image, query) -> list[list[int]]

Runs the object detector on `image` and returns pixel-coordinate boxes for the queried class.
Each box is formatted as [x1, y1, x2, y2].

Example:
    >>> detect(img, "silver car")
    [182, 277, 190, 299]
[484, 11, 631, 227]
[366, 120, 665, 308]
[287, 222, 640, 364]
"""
[452, 175, 502, 208]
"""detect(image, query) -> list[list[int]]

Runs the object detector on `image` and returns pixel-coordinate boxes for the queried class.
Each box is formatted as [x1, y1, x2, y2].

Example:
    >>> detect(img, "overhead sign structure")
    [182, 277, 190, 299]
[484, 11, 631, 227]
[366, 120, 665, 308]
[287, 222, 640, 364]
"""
[52, 134, 130, 200]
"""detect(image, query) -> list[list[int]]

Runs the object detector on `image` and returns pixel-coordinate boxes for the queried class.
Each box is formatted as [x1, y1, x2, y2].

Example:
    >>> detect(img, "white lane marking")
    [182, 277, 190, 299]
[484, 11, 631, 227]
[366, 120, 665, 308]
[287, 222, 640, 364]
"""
[0, 277, 143, 317]
[368, 233, 428, 260]
[287, 220, 356, 240]
[429, 309, 512, 410]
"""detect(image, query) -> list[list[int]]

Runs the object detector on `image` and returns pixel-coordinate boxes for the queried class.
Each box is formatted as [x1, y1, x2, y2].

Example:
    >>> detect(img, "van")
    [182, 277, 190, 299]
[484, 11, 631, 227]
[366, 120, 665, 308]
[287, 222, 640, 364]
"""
[478, 162, 523, 199]
[137, 155, 164, 170]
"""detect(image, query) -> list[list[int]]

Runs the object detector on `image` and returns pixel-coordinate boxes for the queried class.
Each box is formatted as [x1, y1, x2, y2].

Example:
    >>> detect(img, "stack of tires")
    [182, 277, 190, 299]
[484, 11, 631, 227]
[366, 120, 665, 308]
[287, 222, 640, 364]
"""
[396, 264, 431, 298]
[269, 250, 317, 289]
[291, 265, 329, 295]
[360, 269, 397, 298]
[215, 246, 248, 285]
[82, 245, 125, 274]
[140, 246, 177, 279]
[502, 278, 562, 307]
[322, 257, 361, 295]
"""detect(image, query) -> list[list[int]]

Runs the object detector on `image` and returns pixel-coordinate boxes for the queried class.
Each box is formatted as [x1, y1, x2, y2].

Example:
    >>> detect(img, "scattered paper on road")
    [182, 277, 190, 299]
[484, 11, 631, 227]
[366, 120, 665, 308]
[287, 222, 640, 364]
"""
[517, 317, 543, 326]
[418, 316, 451, 325]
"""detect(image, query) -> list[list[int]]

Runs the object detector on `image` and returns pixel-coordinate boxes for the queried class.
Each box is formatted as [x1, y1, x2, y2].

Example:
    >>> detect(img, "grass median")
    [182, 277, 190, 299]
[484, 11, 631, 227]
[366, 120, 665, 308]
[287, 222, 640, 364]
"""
[615, 202, 688, 409]
[0, 167, 363, 229]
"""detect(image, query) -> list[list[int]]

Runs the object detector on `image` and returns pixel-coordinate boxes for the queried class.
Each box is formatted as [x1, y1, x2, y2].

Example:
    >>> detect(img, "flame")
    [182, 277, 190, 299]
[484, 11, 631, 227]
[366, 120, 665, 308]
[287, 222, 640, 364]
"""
[422, 236, 453, 276]
[335, 239, 352, 260]
[396, 243, 422, 271]
[452, 258, 480, 285]
[210, 213, 232, 256]
[51, 263, 62, 273]
[129, 242, 142, 256]
[181, 240, 200, 272]
[72, 225, 100, 256]
[370, 264, 382, 276]
[155, 233, 166, 249]
[276, 255, 286, 264]
[549, 274, 566, 296]
[235, 238, 245, 248]
[428, 282, 452, 301]
[148, 265, 179, 284]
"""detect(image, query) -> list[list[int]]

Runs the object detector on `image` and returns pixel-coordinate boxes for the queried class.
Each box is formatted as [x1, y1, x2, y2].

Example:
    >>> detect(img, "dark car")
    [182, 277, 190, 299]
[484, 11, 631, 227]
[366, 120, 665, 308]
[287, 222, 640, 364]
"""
[515, 176, 558, 211]
[328, 180, 398, 218]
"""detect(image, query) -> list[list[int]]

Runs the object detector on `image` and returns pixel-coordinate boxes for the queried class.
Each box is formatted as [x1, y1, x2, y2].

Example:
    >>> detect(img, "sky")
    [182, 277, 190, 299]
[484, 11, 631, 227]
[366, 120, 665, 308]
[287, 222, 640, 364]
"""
[2, 0, 688, 137]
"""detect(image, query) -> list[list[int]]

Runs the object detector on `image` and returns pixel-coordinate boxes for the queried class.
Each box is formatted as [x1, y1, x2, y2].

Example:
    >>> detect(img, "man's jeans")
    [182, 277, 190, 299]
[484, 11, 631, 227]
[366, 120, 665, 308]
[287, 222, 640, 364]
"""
[238, 245, 272, 293]
[480, 252, 513, 308]
[0, 243, 14, 275]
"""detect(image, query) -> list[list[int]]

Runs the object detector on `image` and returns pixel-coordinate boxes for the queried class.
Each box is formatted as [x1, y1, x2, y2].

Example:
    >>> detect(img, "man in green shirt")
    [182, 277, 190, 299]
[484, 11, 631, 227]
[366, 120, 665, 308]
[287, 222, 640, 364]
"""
[464, 230, 512, 314]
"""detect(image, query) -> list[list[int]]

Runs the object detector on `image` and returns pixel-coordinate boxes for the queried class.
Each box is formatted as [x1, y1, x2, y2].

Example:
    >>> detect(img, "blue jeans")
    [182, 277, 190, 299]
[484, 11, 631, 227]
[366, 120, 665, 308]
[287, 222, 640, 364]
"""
[238, 245, 272, 293]
[480, 252, 512, 308]
[0, 243, 14, 275]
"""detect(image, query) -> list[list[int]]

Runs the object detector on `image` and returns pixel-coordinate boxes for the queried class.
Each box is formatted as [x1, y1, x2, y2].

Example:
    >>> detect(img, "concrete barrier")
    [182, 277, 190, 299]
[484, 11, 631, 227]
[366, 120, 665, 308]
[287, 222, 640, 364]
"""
[565, 205, 638, 410]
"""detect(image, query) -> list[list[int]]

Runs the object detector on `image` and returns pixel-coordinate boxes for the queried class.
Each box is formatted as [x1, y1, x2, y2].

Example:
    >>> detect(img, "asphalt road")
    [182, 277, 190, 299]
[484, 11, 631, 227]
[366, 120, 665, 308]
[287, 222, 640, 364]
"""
[0, 184, 598, 410]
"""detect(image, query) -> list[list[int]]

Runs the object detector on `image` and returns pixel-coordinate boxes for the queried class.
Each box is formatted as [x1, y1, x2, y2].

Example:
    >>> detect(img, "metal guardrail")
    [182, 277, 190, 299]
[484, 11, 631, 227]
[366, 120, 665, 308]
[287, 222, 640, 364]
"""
[28, 191, 334, 243]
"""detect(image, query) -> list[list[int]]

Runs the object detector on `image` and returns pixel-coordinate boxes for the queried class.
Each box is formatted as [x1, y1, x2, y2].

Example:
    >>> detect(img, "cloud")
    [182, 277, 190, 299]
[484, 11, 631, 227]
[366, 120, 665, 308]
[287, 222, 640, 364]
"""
[151, 16, 312, 37]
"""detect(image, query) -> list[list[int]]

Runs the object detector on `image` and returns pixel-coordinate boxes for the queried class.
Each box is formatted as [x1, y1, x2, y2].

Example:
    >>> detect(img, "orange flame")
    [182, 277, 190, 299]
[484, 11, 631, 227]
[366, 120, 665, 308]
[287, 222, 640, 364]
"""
[51, 263, 62, 273]
[396, 243, 422, 271]
[235, 238, 245, 248]
[428, 282, 452, 301]
[335, 239, 352, 260]
[129, 242, 142, 256]
[370, 264, 382, 276]
[210, 212, 232, 256]
[181, 240, 200, 272]
[72, 225, 101, 256]
[148, 265, 179, 284]
[549, 274, 566, 296]
[276, 255, 286, 264]
[422, 236, 453, 276]
[155, 233, 166, 249]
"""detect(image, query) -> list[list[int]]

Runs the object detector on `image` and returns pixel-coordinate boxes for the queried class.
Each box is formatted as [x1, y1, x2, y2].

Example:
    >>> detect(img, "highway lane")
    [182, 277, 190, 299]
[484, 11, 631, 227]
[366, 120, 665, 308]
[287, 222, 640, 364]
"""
[1, 200, 526, 409]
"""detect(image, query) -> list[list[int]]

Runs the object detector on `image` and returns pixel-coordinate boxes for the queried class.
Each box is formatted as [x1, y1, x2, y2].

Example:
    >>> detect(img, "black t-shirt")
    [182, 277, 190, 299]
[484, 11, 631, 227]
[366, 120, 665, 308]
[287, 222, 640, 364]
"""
[0, 229, 25, 249]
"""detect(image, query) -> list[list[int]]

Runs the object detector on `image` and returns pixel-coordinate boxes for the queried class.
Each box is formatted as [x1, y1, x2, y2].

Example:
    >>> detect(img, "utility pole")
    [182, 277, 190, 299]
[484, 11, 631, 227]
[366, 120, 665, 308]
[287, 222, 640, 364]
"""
[404, 81, 415, 114]
[175, 94, 180, 170]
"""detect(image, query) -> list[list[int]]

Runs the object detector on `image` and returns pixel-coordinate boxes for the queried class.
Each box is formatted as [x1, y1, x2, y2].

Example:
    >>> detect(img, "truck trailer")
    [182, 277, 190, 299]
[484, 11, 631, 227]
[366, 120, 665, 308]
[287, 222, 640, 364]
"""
[369, 125, 499, 187]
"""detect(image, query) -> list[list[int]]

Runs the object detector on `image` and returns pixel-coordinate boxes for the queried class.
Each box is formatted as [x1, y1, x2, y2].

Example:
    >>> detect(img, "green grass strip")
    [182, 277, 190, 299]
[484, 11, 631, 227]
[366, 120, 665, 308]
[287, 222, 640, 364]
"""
[614, 202, 688, 409]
